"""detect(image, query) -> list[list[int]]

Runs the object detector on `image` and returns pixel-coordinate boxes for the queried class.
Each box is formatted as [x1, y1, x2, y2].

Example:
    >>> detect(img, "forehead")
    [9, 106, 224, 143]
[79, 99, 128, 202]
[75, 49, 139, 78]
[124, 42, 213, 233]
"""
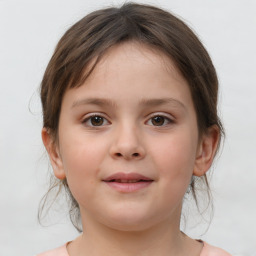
[61, 42, 195, 116]
[82, 41, 189, 92]
[101, 42, 183, 78]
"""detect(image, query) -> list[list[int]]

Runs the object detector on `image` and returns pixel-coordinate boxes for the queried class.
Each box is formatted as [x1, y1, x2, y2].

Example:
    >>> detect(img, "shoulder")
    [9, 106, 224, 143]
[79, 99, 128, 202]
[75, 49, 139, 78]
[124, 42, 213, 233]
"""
[36, 243, 69, 256]
[201, 242, 232, 256]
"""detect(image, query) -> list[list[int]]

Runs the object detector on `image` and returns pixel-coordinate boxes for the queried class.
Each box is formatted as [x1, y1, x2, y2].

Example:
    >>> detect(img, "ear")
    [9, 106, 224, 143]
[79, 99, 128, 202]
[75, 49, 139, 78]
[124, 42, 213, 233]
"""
[41, 128, 66, 180]
[193, 125, 220, 177]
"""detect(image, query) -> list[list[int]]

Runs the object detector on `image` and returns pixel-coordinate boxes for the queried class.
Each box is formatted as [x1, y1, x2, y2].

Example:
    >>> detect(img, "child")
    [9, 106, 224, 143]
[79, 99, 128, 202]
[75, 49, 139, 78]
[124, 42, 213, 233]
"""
[38, 2, 232, 256]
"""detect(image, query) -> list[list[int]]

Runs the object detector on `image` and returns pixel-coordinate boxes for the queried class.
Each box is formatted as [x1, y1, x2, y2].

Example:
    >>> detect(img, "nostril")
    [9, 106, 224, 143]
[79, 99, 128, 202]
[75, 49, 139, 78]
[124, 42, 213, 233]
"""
[113, 152, 141, 158]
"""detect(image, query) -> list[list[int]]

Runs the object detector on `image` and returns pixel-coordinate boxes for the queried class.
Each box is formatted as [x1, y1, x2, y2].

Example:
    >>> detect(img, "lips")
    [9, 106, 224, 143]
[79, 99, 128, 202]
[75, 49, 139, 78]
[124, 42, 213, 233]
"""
[110, 179, 145, 183]
[103, 172, 153, 192]
[103, 172, 153, 182]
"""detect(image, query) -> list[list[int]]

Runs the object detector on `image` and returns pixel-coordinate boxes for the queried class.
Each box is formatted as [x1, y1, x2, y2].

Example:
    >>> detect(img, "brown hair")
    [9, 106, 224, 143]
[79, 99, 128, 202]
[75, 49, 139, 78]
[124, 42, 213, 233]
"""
[39, 2, 224, 231]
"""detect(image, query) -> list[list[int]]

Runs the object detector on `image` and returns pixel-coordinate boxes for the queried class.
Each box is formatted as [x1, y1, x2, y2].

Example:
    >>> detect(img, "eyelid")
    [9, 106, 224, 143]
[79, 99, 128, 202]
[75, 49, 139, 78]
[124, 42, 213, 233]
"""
[81, 112, 111, 126]
[145, 112, 175, 126]
[147, 112, 175, 120]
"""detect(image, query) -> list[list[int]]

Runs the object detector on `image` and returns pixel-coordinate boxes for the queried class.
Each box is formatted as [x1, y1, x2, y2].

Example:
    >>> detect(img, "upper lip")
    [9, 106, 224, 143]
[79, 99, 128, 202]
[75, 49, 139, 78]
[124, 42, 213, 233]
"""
[103, 172, 153, 182]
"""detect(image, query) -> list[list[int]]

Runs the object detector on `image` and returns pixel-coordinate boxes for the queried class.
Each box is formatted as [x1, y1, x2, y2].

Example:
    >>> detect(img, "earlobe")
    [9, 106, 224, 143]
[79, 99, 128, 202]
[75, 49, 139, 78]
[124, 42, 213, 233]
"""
[193, 125, 220, 177]
[41, 128, 66, 180]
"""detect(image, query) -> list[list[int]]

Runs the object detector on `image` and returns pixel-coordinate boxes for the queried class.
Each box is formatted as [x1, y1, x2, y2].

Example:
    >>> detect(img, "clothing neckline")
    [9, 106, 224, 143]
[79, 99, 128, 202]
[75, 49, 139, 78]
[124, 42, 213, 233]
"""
[65, 240, 206, 256]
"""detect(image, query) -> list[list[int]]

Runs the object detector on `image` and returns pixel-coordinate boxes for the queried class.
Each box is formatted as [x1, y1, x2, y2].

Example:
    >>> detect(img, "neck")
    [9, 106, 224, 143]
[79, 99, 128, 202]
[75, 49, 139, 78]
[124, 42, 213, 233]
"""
[68, 211, 201, 256]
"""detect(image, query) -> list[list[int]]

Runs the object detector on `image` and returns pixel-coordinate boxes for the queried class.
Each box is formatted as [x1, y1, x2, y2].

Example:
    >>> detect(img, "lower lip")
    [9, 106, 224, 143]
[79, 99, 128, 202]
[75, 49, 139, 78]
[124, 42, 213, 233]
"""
[104, 181, 153, 193]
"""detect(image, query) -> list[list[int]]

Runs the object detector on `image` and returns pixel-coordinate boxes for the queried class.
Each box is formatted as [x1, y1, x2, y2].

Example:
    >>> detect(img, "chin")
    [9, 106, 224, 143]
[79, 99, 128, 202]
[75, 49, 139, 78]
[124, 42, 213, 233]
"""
[100, 208, 158, 232]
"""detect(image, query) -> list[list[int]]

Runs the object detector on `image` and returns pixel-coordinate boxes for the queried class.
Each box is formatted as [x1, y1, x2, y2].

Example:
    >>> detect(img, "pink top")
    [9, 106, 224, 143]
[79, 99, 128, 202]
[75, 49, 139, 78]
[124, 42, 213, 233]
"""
[36, 241, 232, 256]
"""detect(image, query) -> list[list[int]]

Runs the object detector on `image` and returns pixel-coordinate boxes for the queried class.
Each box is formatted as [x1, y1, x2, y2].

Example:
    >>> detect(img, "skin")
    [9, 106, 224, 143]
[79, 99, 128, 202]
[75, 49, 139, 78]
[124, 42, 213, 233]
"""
[42, 42, 219, 256]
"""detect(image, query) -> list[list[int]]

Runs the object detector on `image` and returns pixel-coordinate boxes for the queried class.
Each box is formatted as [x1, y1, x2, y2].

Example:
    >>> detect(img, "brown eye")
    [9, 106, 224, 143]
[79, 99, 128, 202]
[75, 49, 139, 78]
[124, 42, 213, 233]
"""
[82, 114, 110, 127]
[90, 116, 104, 126]
[146, 115, 173, 127]
[151, 116, 165, 126]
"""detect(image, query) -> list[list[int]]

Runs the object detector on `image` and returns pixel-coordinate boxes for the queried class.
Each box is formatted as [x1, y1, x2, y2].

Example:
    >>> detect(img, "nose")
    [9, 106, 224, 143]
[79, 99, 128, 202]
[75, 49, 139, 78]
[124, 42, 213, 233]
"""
[109, 124, 146, 160]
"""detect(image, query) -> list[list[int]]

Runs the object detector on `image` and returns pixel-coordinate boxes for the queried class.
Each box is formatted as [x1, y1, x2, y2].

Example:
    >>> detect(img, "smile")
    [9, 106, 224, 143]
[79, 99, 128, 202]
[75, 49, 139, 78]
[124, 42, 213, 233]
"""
[103, 172, 154, 192]
[109, 179, 149, 183]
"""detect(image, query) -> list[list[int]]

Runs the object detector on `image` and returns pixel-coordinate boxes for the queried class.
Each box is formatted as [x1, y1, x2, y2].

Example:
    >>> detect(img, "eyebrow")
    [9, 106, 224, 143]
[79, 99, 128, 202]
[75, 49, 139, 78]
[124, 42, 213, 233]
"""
[72, 98, 117, 108]
[71, 97, 186, 110]
[139, 98, 186, 109]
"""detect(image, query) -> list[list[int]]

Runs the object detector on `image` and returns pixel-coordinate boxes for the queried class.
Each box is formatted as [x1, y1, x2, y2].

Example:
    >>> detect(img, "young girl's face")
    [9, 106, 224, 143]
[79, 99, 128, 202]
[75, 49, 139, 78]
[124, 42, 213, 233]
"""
[45, 42, 214, 231]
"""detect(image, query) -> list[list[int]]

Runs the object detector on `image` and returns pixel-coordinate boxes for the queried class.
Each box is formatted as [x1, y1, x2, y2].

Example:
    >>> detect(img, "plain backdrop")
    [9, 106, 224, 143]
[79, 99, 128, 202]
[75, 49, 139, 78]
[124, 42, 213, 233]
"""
[0, 0, 255, 255]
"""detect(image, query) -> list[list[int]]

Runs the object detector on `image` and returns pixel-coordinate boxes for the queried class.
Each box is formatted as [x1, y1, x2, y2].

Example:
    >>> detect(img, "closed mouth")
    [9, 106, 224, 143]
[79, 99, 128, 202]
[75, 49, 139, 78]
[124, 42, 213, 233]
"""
[103, 173, 153, 192]
[103, 172, 153, 183]
[107, 179, 152, 183]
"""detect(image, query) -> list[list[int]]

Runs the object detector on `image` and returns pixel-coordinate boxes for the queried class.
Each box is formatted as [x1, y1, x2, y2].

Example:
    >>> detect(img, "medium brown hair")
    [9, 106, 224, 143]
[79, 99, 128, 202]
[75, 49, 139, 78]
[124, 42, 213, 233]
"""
[40, 2, 224, 231]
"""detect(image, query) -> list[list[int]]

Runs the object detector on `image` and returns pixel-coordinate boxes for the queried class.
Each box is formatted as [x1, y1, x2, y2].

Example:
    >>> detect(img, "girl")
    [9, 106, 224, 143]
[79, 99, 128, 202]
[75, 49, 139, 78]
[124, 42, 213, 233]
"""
[38, 3, 231, 256]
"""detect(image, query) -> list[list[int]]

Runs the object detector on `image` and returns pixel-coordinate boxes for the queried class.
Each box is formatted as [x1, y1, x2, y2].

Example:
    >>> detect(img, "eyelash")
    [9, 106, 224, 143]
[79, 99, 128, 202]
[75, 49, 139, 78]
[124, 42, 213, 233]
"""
[81, 113, 174, 127]
[146, 113, 174, 127]
[82, 114, 110, 127]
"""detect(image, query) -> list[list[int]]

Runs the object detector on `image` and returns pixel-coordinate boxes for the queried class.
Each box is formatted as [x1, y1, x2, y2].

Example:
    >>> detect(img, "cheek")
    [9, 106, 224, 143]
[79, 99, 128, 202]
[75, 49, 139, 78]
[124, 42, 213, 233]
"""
[58, 135, 107, 196]
[149, 131, 197, 183]
[60, 130, 106, 170]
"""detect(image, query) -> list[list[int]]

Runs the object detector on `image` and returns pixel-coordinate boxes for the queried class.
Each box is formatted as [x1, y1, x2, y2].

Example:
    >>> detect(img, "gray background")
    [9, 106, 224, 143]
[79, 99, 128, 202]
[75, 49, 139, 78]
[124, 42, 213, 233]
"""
[0, 0, 255, 255]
